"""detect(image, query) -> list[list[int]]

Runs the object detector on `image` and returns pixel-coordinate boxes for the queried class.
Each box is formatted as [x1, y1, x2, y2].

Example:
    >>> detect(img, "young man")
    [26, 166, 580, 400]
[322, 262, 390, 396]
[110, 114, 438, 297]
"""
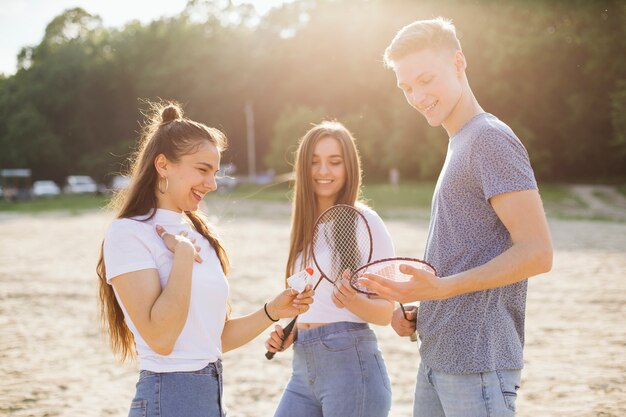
[358, 18, 553, 417]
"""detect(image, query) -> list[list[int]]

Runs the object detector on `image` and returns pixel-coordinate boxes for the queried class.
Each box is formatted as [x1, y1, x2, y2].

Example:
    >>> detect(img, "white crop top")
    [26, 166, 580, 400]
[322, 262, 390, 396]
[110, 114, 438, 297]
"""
[103, 208, 229, 372]
[297, 204, 395, 324]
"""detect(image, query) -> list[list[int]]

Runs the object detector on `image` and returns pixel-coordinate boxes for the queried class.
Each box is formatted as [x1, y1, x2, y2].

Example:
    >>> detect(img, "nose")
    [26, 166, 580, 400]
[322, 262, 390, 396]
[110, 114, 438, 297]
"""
[318, 162, 330, 175]
[206, 175, 217, 192]
[409, 90, 425, 108]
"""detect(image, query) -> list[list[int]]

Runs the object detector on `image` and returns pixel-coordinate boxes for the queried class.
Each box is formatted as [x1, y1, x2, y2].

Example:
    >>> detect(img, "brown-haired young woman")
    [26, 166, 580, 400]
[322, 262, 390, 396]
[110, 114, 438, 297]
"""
[265, 121, 395, 417]
[97, 102, 313, 417]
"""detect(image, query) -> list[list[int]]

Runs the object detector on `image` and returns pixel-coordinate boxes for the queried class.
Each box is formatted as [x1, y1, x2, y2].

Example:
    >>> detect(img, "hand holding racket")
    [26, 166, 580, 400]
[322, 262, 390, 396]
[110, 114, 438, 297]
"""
[350, 257, 437, 342]
[265, 323, 296, 354]
[351, 257, 438, 303]
[332, 271, 359, 309]
[393, 304, 418, 342]
[265, 204, 373, 360]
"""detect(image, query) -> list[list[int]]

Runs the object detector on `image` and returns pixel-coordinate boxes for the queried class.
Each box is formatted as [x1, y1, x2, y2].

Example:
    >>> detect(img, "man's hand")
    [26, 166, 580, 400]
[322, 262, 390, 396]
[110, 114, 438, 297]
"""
[358, 263, 452, 303]
[391, 305, 417, 337]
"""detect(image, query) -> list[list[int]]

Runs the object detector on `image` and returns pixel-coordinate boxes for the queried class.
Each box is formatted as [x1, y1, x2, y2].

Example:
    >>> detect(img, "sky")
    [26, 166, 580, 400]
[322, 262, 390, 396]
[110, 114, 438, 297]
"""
[0, 0, 288, 76]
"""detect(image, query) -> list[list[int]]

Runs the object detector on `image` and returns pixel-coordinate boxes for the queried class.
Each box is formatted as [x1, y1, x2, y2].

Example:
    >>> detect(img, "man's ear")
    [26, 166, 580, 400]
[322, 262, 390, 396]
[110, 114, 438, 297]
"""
[154, 153, 168, 177]
[454, 50, 467, 76]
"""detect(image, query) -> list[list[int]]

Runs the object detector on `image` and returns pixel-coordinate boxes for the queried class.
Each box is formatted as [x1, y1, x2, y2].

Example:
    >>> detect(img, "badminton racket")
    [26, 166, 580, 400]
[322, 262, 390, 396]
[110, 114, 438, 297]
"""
[350, 257, 437, 342]
[265, 204, 373, 359]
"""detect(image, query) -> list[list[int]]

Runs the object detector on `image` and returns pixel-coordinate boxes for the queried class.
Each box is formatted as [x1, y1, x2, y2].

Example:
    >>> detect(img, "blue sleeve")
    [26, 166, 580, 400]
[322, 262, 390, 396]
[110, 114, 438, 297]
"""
[471, 128, 537, 201]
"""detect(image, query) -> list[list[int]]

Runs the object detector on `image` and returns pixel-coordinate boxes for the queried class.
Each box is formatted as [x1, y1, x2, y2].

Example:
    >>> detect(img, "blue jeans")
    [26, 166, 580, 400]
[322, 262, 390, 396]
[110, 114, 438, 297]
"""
[413, 361, 521, 417]
[128, 360, 225, 417]
[274, 322, 392, 417]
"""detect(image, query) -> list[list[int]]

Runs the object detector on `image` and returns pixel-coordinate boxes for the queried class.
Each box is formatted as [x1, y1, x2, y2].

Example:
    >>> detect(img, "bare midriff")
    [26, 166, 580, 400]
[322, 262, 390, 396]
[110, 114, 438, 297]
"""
[297, 323, 327, 330]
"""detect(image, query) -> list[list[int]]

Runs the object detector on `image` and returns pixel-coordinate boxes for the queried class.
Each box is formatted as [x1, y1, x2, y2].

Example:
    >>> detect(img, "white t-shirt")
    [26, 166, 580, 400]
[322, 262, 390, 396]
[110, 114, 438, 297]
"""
[103, 208, 229, 372]
[298, 204, 395, 324]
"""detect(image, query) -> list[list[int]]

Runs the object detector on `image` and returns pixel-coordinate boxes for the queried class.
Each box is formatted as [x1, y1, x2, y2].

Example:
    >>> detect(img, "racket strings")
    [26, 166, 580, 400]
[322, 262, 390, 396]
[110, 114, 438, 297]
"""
[350, 258, 436, 295]
[312, 206, 372, 284]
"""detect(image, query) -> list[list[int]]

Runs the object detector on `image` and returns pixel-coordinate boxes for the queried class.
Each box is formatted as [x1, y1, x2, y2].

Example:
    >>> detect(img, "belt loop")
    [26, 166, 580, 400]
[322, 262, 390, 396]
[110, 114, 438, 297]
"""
[427, 365, 435, 386]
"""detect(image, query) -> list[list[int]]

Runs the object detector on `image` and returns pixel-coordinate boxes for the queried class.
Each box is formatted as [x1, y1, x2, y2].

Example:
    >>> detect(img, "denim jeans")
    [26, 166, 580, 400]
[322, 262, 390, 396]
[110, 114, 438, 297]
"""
[413, 361, 521, 417]
[274, 322, 392, 417]
[128, 360, 225, 417]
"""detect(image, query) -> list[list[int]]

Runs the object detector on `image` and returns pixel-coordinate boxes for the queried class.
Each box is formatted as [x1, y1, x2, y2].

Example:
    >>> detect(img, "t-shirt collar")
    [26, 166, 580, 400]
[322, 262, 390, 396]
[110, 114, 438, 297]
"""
[151, 208, 186, 225]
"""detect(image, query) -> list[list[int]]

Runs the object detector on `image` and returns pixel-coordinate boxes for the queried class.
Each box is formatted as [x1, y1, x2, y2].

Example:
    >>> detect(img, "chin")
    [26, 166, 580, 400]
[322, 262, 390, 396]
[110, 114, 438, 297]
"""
[426, 119, 441, 127]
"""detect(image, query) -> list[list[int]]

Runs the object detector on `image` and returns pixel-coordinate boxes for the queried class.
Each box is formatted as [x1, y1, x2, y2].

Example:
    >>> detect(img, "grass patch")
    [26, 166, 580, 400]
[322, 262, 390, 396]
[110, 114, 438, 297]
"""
[538, 184, 575, 204]
[0, 194, 109, 213]
[361, 182, 434, 211]
[211, 181, 436, 212]
[617, 184, 626, 198]
[212, 182, 293, 203]
[539, 184, 588, 209]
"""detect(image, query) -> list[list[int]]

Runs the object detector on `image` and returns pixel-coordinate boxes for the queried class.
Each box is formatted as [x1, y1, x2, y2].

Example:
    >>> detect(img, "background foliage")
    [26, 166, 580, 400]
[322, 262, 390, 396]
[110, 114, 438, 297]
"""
[1, 0, 624, 184]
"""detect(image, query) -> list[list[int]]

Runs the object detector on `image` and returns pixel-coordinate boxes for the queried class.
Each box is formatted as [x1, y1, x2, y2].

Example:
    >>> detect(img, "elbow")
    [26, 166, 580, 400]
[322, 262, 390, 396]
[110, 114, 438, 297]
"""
[148, 338, 175, 356]
[154, 345, 174, 356]
[377, 317, 393, 326]
[535, 244, 553, 275]
[370, 304, 394, 326]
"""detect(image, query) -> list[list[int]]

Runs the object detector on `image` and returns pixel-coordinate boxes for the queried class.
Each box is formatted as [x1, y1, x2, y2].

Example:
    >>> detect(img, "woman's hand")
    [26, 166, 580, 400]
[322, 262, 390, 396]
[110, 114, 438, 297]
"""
[266, 285, 314, 319]
[332, 271, 358, 308]
[265, 324, 296, 353]
[156, 225, 203, 263]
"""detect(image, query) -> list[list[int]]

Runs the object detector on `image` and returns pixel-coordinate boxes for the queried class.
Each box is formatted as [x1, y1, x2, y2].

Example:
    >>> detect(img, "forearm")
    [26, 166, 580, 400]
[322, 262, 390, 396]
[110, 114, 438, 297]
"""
[345, 296, 394, 325]
[221, 306, 276, 353]
[446, 241, 553, 297]
[146, 246, 195, 350]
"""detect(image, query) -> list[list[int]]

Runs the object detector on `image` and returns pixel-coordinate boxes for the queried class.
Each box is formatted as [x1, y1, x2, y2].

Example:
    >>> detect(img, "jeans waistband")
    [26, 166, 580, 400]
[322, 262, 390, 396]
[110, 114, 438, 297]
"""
[297, 321, 370, 342]
[139, 359, 222, 377]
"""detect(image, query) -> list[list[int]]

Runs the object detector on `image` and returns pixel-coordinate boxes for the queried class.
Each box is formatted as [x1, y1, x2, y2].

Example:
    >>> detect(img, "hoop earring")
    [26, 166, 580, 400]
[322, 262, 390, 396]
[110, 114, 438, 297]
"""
[158, 176, 169, 194]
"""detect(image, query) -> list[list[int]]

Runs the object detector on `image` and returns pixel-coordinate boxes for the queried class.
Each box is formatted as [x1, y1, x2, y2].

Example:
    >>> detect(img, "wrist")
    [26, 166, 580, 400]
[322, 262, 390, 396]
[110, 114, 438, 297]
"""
[442, 274, 463, 299]
[174, 240, 194, 253]
[264, 302, 279, 322]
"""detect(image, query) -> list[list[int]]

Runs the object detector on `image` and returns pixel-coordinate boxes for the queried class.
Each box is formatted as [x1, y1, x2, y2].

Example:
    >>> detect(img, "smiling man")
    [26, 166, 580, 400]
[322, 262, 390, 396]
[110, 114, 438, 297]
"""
[359, 17, 554, 417]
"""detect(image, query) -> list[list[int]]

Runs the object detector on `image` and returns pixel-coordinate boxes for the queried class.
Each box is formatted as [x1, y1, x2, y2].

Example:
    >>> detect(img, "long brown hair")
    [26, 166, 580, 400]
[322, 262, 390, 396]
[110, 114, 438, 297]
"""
[285, 121, 363, 278]
[96, 102, 230, 362]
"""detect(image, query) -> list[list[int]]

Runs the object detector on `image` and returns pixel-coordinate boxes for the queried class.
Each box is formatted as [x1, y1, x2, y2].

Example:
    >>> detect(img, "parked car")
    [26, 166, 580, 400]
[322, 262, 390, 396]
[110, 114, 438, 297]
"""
[32, 180, 61, 197]
[110, 175, 131, 191]
[64, 175, 98, 194]
[216, 163, 239, 192]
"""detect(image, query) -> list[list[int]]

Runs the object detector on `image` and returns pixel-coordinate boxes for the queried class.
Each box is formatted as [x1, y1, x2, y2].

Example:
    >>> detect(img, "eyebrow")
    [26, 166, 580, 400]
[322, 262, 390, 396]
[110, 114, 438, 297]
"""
[312, 154, 343, 158]
[398, 71, 432, 88]
[196, 161, 216, 170]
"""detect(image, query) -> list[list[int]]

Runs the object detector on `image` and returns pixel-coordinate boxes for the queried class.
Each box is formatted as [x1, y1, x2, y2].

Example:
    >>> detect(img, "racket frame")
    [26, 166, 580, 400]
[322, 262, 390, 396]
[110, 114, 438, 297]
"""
[349, 256, 437, 343]
[311, 204, 373, 286]
[348, 256, 437, 296]
[266, 204, 373, 360]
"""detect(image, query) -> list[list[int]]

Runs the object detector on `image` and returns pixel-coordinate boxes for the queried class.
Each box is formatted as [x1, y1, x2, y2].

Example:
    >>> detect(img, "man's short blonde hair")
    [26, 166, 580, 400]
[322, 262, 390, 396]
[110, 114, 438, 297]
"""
[383, 17, 461, 68]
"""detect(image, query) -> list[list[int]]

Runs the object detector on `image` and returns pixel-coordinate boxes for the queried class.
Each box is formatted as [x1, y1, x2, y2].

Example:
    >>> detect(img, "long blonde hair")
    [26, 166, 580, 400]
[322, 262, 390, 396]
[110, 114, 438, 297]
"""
[96, 102, 230, 362]
[285, 121, 363, 278]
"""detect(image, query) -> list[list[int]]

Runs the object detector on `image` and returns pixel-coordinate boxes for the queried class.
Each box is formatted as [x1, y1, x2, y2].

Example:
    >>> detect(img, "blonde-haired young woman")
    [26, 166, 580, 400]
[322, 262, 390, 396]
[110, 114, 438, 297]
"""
[266, 121, 395, 417]
[97, 103, 313, 417]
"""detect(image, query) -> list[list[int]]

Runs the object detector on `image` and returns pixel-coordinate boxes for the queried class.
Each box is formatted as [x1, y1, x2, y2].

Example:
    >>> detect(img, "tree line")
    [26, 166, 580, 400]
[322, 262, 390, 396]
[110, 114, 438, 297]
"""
[0, 0, 624, 185]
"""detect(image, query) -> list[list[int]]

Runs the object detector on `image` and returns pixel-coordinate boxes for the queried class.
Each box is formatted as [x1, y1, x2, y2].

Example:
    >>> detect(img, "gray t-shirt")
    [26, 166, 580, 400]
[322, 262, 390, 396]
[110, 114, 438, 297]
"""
[417, 112, 537, 374]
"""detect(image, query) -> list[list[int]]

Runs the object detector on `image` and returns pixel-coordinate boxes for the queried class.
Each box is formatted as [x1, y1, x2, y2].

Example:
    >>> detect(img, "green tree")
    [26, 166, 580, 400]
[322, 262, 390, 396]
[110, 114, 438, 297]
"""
[265, 106, 327, 173]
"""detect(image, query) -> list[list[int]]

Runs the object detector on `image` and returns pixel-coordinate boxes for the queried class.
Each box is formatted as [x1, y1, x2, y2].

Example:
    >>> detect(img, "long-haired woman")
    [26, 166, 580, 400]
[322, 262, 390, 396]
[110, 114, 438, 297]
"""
[97, 102, 313, 417]
[265, 121, 395, 417]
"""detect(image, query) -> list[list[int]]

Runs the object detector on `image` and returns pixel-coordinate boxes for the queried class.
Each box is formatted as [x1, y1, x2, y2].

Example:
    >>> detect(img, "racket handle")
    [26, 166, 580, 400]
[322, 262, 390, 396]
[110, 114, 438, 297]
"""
[265, 317, 297, 360]
[410, 332, 418, 342]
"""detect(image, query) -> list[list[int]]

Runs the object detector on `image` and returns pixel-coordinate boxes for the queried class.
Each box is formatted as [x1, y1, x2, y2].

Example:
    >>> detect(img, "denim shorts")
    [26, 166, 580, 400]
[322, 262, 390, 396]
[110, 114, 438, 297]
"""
[274, 322, 392, 417]
[128, 360, 225, 417]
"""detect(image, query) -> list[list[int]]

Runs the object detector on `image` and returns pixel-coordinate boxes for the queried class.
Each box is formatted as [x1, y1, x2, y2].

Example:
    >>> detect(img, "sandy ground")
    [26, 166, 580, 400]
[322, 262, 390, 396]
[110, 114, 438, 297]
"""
[0, 201, 625, 417]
